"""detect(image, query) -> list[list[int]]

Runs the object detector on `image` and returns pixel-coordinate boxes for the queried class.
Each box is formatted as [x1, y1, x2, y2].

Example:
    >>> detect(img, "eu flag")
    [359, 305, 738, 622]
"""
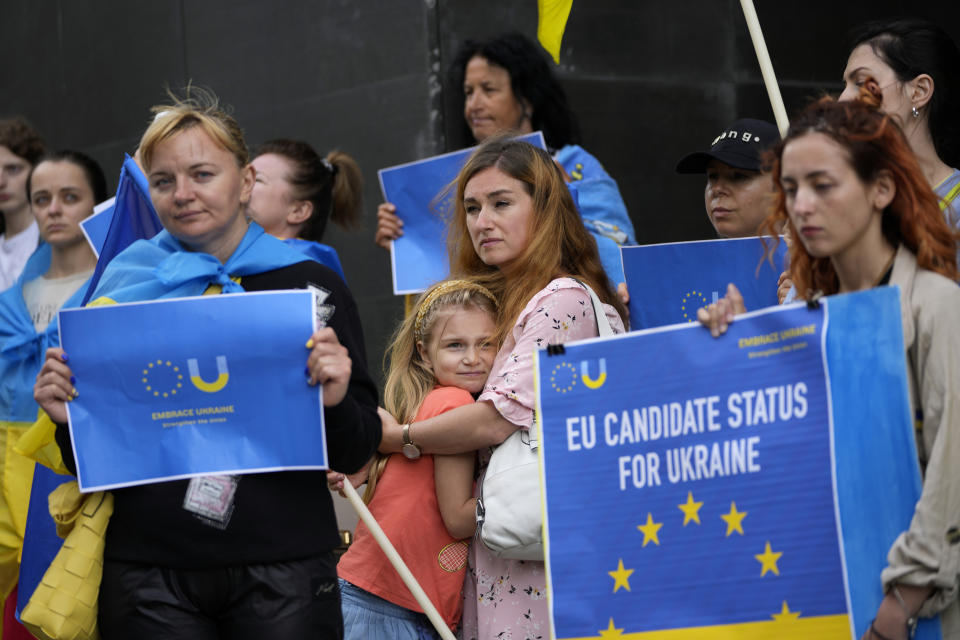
[81, 154, 162, 305]
[622, 237, 786, 330]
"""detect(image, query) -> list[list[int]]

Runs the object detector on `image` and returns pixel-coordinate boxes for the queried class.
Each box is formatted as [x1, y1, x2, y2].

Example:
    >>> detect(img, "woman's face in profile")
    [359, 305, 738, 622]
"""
[147, 127, 254, 253]
[839, 44, 913, 126]
[248, 153, 298, 237]
[703, 159, 773, 238]
[462, 56, 532, 143]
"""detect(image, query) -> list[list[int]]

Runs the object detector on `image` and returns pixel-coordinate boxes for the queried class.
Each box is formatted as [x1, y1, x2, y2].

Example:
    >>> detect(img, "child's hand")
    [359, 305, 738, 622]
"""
[327, 457, 375, 496]
[327, 470, 347, 494]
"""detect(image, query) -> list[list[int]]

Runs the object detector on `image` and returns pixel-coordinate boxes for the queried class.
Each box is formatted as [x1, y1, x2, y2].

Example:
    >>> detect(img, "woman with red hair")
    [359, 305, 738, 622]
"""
[700, 86, 960, 639]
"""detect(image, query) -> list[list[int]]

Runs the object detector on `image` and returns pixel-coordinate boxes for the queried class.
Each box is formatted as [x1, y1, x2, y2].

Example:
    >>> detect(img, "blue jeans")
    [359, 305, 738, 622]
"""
[339, 579, 440, 640]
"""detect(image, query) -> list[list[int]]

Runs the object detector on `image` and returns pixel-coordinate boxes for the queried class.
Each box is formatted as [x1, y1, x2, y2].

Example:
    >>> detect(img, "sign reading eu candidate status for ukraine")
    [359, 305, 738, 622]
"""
[58, 290, 326, 491]
[379, 131, 546, 295]
[621, 238, 786, 330]
[536, 286, 940, 639]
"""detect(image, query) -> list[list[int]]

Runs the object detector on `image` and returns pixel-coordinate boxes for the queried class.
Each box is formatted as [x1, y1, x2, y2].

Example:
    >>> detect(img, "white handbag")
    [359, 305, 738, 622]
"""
[476, 281, 614, 560]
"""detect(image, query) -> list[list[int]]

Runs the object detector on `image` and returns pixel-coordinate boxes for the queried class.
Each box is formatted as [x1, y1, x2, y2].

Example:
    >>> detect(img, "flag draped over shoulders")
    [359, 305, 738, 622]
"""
[282, 238, 346, 282]
[0, 245, 90, 422]
[89, 221, 310, 304]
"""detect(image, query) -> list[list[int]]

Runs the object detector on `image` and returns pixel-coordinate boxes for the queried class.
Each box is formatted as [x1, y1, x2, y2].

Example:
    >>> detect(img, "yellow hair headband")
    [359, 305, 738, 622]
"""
[414, 280, 498, 341]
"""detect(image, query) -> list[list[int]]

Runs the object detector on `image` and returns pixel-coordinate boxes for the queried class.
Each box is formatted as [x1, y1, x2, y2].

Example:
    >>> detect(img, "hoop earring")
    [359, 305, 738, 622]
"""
[912, 106, 920, 119]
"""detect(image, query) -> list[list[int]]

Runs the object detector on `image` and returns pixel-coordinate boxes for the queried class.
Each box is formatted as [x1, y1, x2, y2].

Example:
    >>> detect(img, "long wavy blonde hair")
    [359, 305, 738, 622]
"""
[363, 279, 497, 502]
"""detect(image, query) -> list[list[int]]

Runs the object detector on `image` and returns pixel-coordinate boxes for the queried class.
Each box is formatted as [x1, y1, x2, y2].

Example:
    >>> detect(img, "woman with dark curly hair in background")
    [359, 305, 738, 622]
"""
[375, 32, 636, 286]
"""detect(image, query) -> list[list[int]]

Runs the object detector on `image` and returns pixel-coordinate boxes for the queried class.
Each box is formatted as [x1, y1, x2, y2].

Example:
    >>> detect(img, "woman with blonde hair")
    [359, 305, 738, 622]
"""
[31, 91, 381, 639]
[379, 136, 626, 639]
[700, 85, 960, 639]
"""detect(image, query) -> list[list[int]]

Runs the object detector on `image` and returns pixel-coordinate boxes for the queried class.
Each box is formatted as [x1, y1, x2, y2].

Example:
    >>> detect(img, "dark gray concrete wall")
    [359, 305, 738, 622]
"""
[3, 0, 958, 387]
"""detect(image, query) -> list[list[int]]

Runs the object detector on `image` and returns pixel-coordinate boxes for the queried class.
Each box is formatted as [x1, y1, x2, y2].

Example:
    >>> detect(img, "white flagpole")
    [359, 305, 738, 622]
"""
[739, 0, 789, 137]
[340, 481, 458, 640]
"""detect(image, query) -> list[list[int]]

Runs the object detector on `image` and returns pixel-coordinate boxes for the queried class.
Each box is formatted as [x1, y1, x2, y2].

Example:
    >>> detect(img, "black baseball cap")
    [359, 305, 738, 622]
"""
[675, 118, 780, 174]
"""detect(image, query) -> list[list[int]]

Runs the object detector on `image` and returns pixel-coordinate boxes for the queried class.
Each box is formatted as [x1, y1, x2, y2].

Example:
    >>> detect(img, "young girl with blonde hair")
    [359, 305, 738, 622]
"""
[336, 279, 498, 639]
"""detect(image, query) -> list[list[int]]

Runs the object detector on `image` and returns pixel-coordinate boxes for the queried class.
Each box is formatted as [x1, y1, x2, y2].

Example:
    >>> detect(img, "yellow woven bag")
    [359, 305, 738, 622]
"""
[20, 482, 112, 640]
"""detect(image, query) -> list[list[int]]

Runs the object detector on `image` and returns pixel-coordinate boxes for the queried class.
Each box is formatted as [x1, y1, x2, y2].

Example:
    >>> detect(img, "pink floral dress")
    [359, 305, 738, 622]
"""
[460, 278, 625, 640]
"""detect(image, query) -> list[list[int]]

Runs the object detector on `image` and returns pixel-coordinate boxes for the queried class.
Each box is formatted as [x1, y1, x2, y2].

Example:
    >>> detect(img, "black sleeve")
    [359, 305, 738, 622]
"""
[242, 261, 382, 474]
[54, 419, 77, 475]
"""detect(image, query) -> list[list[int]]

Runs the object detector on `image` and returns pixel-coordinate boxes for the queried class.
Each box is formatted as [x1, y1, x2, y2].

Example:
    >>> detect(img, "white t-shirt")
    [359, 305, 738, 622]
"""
[0, 219, 39, 292]
[22, 269, 93, 332]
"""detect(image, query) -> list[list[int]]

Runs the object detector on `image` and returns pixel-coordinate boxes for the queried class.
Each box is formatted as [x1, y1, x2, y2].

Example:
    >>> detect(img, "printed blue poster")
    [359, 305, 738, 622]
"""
[621, 237, 786, 330]
[535, 286, 939, 639]
[379, 131, 546, 295]
[58, 290, 326, 491]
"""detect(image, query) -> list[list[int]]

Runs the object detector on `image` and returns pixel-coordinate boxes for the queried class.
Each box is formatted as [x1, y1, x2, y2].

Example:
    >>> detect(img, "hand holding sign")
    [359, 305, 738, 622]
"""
[374, 202, 403, 250]
[33, 347, 75, 424]
[697, 283, 747, 337]
[306, 326, 351, 406]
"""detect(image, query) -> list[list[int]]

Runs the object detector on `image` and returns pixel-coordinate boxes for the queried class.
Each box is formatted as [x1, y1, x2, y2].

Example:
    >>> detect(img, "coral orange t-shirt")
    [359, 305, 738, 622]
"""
[337, 386, 474, 629]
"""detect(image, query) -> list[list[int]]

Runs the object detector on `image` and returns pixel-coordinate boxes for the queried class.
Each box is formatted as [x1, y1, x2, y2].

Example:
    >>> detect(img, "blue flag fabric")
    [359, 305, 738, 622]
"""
[16, 465, 67, 618]
[282, 238, 345, 282]
[536, 286, 939, 639]
[58, 291, 325, 491]
[81, 155, 163, 305]
[378, 132, 546, 294]
[0, 245, 90, 421]
[0, 245, 89, 620]
[87, 221, 307, 304]
[622, 237, 786, 330]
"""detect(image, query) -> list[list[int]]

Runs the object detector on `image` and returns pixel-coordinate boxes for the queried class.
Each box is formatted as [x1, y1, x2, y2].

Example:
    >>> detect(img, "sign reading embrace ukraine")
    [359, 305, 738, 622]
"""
[58, 291, 326, 491]
[536, 287, 940, 639]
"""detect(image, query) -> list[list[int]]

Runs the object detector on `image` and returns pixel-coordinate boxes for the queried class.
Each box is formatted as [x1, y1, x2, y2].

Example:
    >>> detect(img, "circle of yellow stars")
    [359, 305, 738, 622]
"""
[550, 362, 577, 393]
[600, 494, 797, 635]
[681, 290, 709, 322]
[142, 360, 184, 398]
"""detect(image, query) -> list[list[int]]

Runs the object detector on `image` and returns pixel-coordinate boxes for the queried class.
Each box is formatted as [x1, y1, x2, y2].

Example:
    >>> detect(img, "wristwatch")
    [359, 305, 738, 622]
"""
[401, 424, 421, 460]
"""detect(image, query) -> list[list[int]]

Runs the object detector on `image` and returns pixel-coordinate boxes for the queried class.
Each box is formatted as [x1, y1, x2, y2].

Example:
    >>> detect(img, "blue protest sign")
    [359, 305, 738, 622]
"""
[58, 290, 325, 491]
[379, 131, 546, 295]
[622, 237, 786, 330]
[536, 286, 938, 639]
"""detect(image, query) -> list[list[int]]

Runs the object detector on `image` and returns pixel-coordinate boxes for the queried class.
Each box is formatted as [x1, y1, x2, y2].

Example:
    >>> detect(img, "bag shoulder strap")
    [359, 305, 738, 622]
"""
[573, 278, 614, 337]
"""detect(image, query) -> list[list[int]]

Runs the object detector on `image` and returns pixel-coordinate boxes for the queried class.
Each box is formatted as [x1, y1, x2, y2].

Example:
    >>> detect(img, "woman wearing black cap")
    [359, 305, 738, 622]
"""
[675, 118, 780, 239]
[616, 118, 781, 305]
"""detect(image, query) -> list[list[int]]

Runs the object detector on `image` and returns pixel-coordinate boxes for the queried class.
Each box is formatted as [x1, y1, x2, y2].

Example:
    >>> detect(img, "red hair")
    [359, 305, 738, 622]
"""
[760, 83, 959, 296]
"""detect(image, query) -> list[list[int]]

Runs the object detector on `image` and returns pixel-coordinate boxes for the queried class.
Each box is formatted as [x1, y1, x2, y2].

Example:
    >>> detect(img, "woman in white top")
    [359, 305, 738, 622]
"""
[0, 118, 46, 292]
